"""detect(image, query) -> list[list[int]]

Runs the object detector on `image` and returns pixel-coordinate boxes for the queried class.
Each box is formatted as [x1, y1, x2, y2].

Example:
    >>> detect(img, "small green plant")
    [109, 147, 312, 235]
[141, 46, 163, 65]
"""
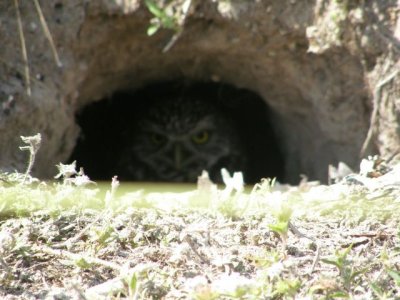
[273, 278, 301, 298]
[322, 245, 367, 294]
[126, 271, 139, 298]
[74, 257, 93, 270]
[250, 249, 281, 269]
[144, 0, 192, 51]
[88, 224, 115, 250]
[268, 202, 292, 248]
[144, 0, 180, 36]
[370, 282, 393, 300]
[250, 252, 301, 298]
[387, 268, 400, 287]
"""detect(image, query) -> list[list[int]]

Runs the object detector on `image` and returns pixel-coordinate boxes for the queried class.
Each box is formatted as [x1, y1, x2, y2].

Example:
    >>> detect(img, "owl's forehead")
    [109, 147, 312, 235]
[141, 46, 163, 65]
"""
[140, 97, 217, 132]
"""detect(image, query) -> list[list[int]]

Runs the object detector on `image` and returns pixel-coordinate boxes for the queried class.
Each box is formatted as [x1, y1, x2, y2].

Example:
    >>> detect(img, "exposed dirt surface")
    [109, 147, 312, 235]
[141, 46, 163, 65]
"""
[0, 0, 399, 183]
[0, 207, 399, 299]
[1, 156, 400, 298]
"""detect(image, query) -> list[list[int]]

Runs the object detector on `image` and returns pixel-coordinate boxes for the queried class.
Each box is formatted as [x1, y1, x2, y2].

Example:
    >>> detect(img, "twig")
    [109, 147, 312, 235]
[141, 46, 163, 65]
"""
[34, 244, 123, 271]
[348, 232, 394, 239]
[163, 31, 183, 53]
[33, 0, 62, 67]
[360, 68, 400, 157]
[183, 234, 210, 264]
[162, 0, 192, 52]
[289, 221, 316, 242]
[14, 0, 31, 96]
[289, 221, 321, 274]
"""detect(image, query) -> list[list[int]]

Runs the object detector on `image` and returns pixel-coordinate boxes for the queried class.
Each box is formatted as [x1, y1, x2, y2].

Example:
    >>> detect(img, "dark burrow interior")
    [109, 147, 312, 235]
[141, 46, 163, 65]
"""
[69, 81, 285, 184]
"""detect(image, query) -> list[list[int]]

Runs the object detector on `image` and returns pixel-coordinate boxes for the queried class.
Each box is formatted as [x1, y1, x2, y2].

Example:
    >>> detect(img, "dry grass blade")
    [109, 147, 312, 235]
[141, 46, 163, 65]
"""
[289, 221, 321, 274]
[35, 244, 123, 271]
[13, 0, 31, 96]
[33, 0, 62, 67]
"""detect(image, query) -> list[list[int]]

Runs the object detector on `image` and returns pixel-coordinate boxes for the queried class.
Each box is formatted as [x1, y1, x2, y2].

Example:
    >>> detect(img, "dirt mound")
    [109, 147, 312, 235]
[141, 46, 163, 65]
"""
[0, 0, 399, 183]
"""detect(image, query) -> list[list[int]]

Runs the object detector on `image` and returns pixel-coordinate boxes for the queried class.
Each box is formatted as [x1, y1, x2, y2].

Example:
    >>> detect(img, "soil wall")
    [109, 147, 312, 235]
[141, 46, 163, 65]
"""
[0, 0, 399, 183]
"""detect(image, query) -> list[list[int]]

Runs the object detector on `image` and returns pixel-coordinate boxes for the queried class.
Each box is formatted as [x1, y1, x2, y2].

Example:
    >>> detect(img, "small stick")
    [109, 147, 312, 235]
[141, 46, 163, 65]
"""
[33, 0, 62, 67]
[289, 221, 321, 274]
[163, 0, 192, 52]
[34, 244, 123, 271]
[183, 234, 210, 264]
[14, 0, 31, 96]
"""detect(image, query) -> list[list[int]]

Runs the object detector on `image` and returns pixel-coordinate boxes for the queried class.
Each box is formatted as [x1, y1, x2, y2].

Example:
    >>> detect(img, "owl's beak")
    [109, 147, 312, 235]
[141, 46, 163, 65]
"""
[174, 143, 182, 171]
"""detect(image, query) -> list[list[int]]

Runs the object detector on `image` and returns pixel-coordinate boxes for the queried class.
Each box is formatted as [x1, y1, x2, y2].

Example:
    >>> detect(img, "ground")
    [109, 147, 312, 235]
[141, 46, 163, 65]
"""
[1, 157, 400, 299]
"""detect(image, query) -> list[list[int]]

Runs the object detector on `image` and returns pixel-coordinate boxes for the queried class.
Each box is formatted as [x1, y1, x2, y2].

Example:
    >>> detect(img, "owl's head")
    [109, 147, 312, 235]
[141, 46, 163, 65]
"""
[126, 96, 244, 182]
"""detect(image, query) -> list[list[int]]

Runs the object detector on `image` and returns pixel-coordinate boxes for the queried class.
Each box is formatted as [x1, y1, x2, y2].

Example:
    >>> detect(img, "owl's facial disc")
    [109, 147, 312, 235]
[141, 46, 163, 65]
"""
[129, 104, 242, 182]
[132, 128, 221, 181]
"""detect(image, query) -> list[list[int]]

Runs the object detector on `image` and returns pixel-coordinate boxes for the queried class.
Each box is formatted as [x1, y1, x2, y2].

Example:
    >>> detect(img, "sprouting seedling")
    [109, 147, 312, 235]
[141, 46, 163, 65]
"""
[370, 282, 392, 300]
[321, 244, 367, 292]
[273, 278, 301, 299]
[144, 0, 179, 36]
[19, 133, 41, 183]
[126, 272, 139, 298]
[268, 202, 292, 249]
[387, 268, 400, 287]
[122, 264, 155, 298]
[144, 0, 192, 52]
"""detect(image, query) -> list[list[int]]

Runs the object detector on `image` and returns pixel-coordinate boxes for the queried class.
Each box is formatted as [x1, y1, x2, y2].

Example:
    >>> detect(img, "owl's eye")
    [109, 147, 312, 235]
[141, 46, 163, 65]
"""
[150, 133, 166, 145]
[192, 130, 209, 145]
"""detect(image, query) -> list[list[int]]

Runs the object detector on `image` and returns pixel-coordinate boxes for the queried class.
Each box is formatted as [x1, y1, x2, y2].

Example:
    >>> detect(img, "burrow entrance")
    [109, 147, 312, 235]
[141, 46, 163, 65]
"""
[70, 82, 284, 184]
[57, 2, 372, 184]
[1, 1, 397, 183]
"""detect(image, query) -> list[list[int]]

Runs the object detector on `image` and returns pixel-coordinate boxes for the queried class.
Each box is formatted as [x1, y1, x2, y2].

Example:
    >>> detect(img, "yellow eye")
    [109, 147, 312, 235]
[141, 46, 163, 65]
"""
[150, 133, 165, 145]
[192, 130, 209, 145]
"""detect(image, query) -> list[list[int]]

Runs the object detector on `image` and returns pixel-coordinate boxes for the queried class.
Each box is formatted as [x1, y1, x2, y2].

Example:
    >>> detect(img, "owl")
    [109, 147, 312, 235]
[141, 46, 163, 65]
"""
[115, 95, 246, 183]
